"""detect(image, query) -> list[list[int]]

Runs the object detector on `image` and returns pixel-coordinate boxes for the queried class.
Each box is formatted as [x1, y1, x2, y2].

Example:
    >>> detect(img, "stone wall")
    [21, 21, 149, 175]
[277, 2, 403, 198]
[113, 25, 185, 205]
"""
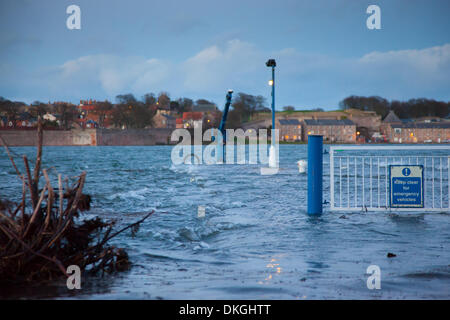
[0, 129, 95, 146]
[0, 128, 174, 146]
[96, 129, 172, 146]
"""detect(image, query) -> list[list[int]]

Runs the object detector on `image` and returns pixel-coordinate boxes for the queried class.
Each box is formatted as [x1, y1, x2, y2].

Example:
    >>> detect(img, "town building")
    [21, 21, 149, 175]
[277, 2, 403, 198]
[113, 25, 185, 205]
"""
[154, 104, 171, 115]
[278, 119, 302, 141]
[247, 108, 380, 138]
[344, 108, 382, 134]
[153, 110, 176, 129]
[176, 118, 183, 129]
[77, 99, 112, 128]
[0, 116, 7, 127]
[182, 112, 203, 129]
[15, 112, 37, 128]
[379, 110, 402, 139]
[386, 122, 450, 143]
[303, 119, 356, 143]
[380, 110, 450, 143]
[192, 103, 221, 128]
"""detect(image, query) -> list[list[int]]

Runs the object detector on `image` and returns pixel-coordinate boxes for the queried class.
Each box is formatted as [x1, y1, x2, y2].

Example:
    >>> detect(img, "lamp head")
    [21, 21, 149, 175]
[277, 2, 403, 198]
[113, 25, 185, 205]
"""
[266, 59, 276, 67]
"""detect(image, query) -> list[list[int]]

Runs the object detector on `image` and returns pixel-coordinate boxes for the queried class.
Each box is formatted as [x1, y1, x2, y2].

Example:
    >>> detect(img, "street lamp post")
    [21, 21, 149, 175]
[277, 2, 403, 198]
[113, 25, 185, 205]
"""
[266, 59, 277, 168]
[266, 59, 276, 142]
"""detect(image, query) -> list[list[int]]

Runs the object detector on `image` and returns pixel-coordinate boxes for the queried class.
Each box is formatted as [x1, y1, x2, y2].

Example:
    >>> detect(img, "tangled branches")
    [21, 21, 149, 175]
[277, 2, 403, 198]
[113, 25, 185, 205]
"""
[0, 119, 153, 284]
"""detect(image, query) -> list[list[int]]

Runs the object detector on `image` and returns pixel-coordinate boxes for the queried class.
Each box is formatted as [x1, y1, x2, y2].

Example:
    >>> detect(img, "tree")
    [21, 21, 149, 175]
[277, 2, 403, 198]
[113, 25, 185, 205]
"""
[339, 95, 389, 117]
[142, 93, 156, 107]
[339, 95, 450, 119]
[116, 93, 137, 105]
[283, 106, 295, 112]
[54, 103, 78, 129]
[169, 101, 180, 112]
[111, 98, 154, 129]
[210, 110, 223, 129]
[30, 101, 49, 118]
[226, 109, 242, 129]
[157, 92, 170, 109]
[196, 99, 214, 105]
[0, 98, 23, 127]
[230, 92, 268, 124]
[92, 101, 113, 128]
[111, 104, 131, 129]
[177, 98, 193, 113]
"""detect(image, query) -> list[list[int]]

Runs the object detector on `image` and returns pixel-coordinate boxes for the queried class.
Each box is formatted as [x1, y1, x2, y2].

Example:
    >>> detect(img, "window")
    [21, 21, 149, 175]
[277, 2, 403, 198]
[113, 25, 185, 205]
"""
[394, 128, 401, 134]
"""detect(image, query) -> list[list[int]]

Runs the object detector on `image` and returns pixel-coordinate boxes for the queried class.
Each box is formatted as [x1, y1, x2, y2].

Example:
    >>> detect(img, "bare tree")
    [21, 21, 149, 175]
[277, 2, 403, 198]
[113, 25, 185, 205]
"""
[157, 92, 170, 109]
[0, 98, 23, 127]
[54, 103, 78, 130]
[30, 101, 49, 118]
[143, 93, 157, 107]
[283, 106, 295, 112]
[92, 101, 113, 128]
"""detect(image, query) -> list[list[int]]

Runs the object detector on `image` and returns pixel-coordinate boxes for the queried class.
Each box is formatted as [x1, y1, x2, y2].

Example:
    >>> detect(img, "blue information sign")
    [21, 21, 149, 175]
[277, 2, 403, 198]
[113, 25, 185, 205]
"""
[389, 165, 424, 208]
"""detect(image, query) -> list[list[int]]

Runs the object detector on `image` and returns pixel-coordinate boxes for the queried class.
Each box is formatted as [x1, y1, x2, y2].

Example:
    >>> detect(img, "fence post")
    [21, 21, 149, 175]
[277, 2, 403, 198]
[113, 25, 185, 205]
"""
[308, 135, 323, 214]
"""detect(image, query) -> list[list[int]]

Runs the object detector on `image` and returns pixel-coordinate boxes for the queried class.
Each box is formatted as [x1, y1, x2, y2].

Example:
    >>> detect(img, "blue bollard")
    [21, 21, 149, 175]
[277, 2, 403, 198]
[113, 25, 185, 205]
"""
[307, 135, 323, 215]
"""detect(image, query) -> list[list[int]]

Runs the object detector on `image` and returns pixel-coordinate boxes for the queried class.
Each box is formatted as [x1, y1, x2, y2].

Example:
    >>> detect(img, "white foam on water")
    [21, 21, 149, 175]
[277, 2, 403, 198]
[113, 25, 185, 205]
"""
[107, 187, 150, 200]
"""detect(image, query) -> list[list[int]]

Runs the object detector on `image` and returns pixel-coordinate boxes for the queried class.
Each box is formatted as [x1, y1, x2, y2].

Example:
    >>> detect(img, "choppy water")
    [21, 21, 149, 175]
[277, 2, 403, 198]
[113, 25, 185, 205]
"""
[0, 145, 449, 299]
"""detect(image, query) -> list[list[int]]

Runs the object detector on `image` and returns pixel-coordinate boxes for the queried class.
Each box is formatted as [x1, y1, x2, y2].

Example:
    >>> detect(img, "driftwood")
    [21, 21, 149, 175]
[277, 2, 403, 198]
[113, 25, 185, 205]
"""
[0, 118, 154, 284]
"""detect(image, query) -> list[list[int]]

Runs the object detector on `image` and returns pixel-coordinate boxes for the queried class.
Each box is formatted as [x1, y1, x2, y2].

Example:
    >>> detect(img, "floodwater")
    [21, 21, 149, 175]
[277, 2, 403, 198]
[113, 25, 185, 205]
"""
[0, 145, 449, 299]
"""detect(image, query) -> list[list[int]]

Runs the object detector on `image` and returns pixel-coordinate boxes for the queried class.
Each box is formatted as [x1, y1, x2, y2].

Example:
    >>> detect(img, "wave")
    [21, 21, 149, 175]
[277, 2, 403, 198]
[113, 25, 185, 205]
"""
[107, 187, 150, 200]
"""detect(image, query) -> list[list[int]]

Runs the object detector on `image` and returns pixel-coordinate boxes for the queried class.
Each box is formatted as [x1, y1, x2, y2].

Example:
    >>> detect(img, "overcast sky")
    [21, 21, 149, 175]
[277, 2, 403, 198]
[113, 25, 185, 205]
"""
[1, 0, 449, 109]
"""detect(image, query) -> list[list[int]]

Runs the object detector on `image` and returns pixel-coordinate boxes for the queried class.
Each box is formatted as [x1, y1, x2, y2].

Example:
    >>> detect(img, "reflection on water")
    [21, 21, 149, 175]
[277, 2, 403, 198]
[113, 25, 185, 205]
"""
[0, 145, 449, 299]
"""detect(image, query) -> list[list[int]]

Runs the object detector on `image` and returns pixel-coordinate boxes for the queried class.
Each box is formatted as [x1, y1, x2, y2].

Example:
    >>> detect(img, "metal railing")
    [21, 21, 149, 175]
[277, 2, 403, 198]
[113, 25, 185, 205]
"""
[329, 145, 450, 212]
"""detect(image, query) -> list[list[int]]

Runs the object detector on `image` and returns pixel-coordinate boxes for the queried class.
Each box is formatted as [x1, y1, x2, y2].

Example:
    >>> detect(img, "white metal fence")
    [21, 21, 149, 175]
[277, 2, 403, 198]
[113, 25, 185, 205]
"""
[329, 145, 450, 212]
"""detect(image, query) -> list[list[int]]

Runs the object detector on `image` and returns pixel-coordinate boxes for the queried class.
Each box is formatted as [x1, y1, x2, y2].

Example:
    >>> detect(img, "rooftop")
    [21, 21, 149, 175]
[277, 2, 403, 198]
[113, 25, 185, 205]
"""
[382, 110, 401, 123]
[304, 119, 355, 126]
[391, 122, 450, 129]
[182, 112, 203, 120]
[192, 104, 217, 112]
[279, 119, 301, 125]
[161, 114, 176, 120]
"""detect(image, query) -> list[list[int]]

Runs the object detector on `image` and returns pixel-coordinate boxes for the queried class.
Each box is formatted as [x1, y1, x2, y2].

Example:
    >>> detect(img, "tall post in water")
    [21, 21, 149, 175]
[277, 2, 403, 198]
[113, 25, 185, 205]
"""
[215, 90, 233, 164]
[266, 59, 277, 168]
[271, 65, 275, 133]
[307, 135, 323, 215]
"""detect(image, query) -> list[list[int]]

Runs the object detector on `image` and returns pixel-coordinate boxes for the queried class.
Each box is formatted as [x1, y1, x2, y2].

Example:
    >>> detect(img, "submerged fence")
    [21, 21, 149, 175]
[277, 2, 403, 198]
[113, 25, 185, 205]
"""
[329, 145, 450, 212]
